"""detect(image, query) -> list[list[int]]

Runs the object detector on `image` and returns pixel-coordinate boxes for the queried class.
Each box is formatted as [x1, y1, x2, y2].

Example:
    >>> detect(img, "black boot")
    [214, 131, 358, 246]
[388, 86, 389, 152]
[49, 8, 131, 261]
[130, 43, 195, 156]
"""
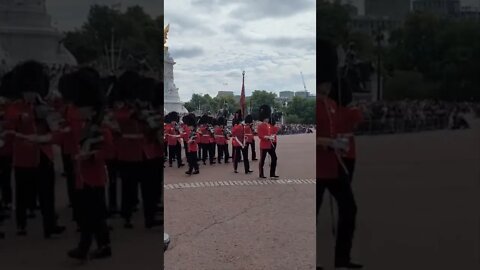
[185, 170, 192, 175]
[90, 246, 112, 259]
[335, 262, 363, 269]
[193, 170, 199, 174]
[67, 247, 88, 260]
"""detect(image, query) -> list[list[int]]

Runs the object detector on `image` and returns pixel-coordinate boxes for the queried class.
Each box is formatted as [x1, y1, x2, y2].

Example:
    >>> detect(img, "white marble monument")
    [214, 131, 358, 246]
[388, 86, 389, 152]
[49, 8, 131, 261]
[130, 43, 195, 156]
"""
[0, 0, 77, 70]
[164, 24, 188, 114]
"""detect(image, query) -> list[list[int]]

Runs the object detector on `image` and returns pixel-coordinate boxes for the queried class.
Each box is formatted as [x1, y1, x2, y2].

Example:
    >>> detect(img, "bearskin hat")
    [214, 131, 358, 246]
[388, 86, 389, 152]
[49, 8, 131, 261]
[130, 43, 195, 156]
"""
[71, 67, 105, 110]
[244, 114, 253, 124]
[217, 116, 226, 126]
[258, 105, 272, 121]
[113, 70, 141, 102]
[166, 111, 179, 123]
[182, 113, 196, 127]
[58, 72, 79, 103]
[211, 117, 218, 126]
[199, 114, 210, 125]
[234, 109, 243, 121]
[136, 77, 156, 102]
[165, 112, 171, 124]
[0, 71, 17, 99]
[11, 60, 49, 98]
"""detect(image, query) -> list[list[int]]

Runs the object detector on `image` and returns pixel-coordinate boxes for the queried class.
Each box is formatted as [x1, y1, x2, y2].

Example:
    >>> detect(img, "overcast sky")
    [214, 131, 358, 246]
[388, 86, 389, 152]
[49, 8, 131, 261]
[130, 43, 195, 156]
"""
[165, 0, 316, 101]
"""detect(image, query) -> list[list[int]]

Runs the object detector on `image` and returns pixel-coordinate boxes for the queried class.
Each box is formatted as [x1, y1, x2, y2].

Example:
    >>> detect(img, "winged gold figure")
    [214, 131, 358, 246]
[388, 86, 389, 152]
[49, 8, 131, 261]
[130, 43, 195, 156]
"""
[164, 24, 170, 47]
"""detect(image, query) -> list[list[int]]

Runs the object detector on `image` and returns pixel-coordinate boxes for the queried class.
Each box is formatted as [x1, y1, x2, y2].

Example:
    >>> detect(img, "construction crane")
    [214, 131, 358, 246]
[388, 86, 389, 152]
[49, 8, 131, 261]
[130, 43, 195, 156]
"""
[300, 71, 308, 94]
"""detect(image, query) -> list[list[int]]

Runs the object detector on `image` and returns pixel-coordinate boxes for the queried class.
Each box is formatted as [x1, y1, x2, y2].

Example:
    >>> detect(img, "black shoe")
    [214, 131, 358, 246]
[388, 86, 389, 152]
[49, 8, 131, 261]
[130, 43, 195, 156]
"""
[335, 262, 363, 269]
[185, 170, 192, 175]
[234, 170, 238, 173]
[169, 164, 172, 167]
[218, 161, 222, 164]
[145, 219, 162, 229]
[246, 170, 253, 174]
[210, 162, 216, 165]
[67, 248, 88, 260]
[124, 221, 133, 229]
[193, 170, 199, 175]
[44, 225, 66, 238]
[90, 246, 112, 259]
[270, 175, 280, 178]
[17, 228, 27, 236]
[178, 163, 185, 168]
[225, 161, 230, 164]
[259, 175, 267, 179]
[252, 159, 258, 161]
[203, 161, 206, 165]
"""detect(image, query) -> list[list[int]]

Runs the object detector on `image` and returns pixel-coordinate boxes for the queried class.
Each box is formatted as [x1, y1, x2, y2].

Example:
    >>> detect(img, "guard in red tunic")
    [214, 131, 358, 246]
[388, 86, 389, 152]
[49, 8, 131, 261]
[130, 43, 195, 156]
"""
[4, 61, 65, 238]
[165, 111, 184, 168]
[231, 112, 252, 174]
[214, 116, 228, 164]
[66, 67, 112, 260]
[244, 114, 255, 162]
[317, 39, 362, 269]
[182, 113, 200, 174]
[256, 105, 278, 179]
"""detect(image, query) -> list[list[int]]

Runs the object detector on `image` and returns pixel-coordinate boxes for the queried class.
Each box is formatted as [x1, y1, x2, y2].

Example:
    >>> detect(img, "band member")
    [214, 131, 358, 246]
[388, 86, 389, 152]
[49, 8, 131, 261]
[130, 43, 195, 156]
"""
[182, 113, 199, 175]
[66, 67, 112, 260]
[244, 115, 257, 161]
[165, 111, 184, 168]
[0, 71, 13, 212]
[257, 105, 278, 179]
[231, 111, 252, 174]
[207, 117, 216, 165]
[5, 61, 65, 237]
[214, 116, 228, 164]
[317, 38, 362, 269]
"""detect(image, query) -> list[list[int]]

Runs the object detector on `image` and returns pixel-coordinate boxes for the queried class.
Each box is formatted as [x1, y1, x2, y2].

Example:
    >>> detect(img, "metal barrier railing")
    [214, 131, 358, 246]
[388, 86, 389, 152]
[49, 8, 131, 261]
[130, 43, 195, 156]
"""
[354, 118, 452, 136]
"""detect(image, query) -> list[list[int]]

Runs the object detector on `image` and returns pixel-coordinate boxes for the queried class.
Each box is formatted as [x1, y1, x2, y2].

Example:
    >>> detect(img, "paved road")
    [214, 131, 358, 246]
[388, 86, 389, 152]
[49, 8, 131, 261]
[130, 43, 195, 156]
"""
[317, 120, 480, 270]
[164, 133, 316, 270]
[0, 149, 164, 270]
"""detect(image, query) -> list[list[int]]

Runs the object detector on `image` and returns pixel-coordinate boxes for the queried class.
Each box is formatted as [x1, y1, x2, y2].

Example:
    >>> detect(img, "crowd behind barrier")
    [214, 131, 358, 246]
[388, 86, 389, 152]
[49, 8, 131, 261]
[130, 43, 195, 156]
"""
[353, 100, 478, 135]
[277, 124, 315, 135]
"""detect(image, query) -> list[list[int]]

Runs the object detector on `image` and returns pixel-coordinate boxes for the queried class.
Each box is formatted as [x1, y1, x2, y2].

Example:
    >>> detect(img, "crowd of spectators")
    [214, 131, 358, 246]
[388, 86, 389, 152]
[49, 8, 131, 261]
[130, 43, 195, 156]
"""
[277, 124, 315, 135]
[353, 100, 476, 135]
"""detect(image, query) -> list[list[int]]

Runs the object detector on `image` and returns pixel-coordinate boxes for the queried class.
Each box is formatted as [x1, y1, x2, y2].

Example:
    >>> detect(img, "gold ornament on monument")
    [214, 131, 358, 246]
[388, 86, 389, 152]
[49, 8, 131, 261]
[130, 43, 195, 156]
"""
[164, 24, 170, 50]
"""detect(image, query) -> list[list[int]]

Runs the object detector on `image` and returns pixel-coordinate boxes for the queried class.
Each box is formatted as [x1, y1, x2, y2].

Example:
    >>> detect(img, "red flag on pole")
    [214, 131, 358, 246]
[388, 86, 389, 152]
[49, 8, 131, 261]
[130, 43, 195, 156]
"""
[240, 71, 246, 117]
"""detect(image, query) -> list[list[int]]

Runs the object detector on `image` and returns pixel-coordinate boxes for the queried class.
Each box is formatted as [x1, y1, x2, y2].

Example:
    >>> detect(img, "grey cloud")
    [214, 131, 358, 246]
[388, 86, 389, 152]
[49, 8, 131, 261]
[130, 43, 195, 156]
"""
[228, 0, 314, 20]
[170, 46, 205, 58]
[166, 12, 216, 36]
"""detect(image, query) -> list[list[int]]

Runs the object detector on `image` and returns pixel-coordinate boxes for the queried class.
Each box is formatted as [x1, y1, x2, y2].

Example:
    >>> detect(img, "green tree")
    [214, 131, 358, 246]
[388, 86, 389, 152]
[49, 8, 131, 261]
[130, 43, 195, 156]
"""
[285, 97, 315, 124]
[64, 4, 163, 70]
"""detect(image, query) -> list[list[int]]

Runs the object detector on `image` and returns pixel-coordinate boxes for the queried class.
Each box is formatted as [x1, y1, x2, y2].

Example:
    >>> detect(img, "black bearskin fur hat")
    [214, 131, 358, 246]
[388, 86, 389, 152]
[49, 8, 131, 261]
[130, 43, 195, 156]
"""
[217, 116, 226, 126]
[11, 60, 49, 98]
[258, 105, 271, 121]
[199, 114, 210, 125]
[211, 117, 218, 126]
[244, 114, 253, 124]
[234, 109, 242, 121]
[114, 70, 141, 101]
[182, 113, 196, 127]
[71, 67, 104, 110]
[136, 77, 156, 102]
[58, 72, 78, 103]
[166, 111, 179, 123]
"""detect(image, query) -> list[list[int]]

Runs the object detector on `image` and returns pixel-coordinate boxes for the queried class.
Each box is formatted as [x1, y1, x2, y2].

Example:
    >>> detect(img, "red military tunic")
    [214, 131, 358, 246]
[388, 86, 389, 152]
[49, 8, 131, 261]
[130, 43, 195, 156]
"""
[244, 125, 254, 143]
[113, 106, 145, 162]
[214, 127, 226, 145]
[187, 131, 200, 153]
[165, 124, 180, 146]
[257, 122, 274, 150]
[231, 124, 245, 147]
[317, 97, 339, 180]
[74, 128, 114, 189]
[337, 107, 363, 160]
[4, 101, 59, 168]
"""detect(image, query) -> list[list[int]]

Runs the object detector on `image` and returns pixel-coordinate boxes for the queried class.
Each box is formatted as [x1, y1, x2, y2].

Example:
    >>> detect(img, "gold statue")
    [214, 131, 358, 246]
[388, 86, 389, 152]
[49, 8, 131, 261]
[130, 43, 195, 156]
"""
[164, 24, 170, 48]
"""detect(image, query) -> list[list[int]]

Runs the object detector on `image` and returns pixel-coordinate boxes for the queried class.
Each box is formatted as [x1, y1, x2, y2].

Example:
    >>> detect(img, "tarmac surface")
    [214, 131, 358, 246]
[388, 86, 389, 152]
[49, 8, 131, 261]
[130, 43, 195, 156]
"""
[164, 133, 316, 270]
[318, 118, 480, 270]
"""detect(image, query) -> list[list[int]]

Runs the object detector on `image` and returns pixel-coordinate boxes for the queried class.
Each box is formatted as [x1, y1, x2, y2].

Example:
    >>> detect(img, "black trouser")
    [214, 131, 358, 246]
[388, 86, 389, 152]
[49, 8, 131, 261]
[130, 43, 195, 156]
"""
[106, 160, 119, 212]
[15, 153, 56, 232]
[141, 159, 159, 225]
[0, 156, 12, 206]
[120, 161, 141, 222]
[76, 185, 110, 252]
[200, 143, 210, 163]
[259, 148, 277, 177]
[233, 146, 249, 173]
[186, 151, 199, 172]
[62, 154, 74, 206]
[183, 142, 188, 158]
[164, 141, 168, 161]
[249, 140, 257, 160]
[168, 143, 182, 167]
[316, 171, 358, 265]
[217, 144, 227, 163]
[208, 143, 216, 163]
[342, 158, 356, 184]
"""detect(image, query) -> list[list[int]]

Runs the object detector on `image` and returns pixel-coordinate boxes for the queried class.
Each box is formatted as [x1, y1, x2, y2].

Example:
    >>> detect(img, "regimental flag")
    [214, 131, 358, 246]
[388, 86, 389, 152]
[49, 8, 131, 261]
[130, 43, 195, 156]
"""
[240, 71, 246, 117]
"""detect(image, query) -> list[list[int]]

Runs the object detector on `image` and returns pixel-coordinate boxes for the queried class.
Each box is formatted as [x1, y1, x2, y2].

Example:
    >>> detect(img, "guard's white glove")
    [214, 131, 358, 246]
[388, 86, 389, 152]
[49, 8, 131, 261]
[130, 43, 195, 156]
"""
[330, 138, 349, 152]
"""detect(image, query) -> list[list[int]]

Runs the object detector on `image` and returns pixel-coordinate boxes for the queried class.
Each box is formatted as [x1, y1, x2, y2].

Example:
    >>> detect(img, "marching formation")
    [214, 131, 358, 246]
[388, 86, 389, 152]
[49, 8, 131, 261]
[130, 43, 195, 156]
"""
[0, 61, 163, 261]
[164, 105, 280, 179]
